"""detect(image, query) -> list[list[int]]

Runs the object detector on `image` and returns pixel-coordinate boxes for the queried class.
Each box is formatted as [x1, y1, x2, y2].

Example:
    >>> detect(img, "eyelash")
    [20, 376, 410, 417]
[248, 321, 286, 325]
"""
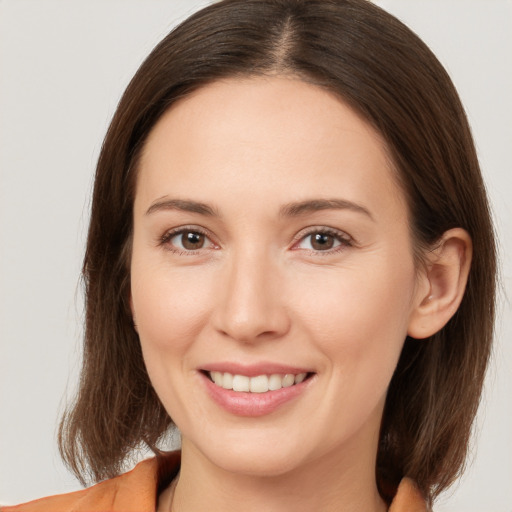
[292, 227, 353, 255]
[158, 226, 353, 256]
[159, 226, 216, 255]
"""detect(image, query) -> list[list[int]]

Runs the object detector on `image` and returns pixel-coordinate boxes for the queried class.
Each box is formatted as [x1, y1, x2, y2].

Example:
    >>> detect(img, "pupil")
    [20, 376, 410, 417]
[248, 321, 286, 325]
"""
[312, 233, 333, 250]
[182, 232, 204, 250]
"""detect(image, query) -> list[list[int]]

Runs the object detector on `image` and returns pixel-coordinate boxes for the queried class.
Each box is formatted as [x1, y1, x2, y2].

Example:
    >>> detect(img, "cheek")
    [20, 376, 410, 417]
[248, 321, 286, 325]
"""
[130, 262, 217, 421]
[131, 263, 214, 353]
[290, 257, 416, 369]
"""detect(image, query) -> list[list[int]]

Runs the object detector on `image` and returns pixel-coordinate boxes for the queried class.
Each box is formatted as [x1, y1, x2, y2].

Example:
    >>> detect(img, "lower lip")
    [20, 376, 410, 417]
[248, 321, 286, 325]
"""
[201, 373, 313, 417]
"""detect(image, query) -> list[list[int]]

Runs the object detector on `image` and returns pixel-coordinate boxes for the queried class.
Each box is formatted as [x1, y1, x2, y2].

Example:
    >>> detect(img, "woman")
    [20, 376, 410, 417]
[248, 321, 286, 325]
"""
[1, 0, 496, 510]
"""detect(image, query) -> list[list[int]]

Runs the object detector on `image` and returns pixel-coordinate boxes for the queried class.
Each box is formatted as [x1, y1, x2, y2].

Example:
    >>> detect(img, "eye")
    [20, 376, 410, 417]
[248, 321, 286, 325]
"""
[294, 229, 352, 252]
[161, 228, 216, 253]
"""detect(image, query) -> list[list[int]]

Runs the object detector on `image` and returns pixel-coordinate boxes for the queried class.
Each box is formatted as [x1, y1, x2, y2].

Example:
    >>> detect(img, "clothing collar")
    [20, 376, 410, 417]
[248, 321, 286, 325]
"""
[2, 451, 427, 511]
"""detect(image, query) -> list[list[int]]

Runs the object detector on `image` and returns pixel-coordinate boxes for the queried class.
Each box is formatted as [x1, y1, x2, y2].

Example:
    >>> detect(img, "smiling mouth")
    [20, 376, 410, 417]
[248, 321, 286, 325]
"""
[205, 371, 312, 393]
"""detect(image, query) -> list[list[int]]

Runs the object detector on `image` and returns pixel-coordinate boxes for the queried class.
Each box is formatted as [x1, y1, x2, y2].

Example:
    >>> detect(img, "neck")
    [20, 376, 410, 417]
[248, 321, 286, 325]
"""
[168, 438, 387, 512]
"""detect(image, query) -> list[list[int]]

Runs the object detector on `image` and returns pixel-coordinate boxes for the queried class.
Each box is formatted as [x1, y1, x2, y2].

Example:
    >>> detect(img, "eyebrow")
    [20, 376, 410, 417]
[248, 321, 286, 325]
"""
[279, 198, 374, 220]
[145, 198, 219, 217]
[145, 197, 373, 220]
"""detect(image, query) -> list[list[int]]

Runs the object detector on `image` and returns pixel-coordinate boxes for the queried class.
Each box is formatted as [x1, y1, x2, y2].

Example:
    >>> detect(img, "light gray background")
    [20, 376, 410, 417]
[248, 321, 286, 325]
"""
[0, 1, 511, 510]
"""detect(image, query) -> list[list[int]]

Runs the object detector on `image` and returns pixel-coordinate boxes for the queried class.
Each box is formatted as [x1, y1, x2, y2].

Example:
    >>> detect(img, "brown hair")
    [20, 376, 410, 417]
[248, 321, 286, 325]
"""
[59, 0, 497, 505]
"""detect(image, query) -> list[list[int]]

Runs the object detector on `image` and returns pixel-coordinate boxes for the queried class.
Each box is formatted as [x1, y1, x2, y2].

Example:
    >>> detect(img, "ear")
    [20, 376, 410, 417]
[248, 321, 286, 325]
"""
[408, 228, 472, 339]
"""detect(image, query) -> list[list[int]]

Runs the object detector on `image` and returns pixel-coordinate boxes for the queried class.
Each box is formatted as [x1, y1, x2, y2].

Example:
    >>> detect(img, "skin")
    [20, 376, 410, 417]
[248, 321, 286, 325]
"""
[130, 76, 470, 512]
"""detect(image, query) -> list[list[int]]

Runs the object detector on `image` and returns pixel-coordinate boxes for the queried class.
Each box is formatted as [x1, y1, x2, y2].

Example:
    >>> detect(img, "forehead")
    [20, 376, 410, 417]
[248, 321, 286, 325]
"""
[136, 76, 405, 221]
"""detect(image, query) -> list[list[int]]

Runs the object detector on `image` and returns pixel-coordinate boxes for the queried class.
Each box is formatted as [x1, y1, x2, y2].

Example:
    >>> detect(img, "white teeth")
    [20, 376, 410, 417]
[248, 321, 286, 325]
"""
[282, 374, 295, 387]
[295, 373, 307, 384]
[268, 374, 283, 391]
[222, 372, 233, 390]
[249, 375, 269, 393]
[232, 374, 250, 392]
[208, 371, 309, 393]
[211, 371, 223, 386]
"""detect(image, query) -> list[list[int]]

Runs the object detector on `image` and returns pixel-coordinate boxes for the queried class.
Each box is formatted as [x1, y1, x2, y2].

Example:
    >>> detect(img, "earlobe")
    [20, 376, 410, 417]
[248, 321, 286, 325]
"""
[407, 228, 472, 340]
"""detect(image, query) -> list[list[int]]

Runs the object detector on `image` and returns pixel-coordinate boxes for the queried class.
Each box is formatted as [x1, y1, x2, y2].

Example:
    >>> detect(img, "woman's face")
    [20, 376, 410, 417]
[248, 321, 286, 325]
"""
[131, 76, 424, 476]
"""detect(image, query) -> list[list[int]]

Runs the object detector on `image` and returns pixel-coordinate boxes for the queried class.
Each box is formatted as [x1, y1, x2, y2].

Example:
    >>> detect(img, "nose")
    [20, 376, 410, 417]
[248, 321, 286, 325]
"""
[212, 248, 291, 344]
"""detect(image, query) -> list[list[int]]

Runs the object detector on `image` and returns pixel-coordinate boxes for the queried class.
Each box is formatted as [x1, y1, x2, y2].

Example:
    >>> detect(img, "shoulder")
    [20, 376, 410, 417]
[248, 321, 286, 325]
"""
[1, 452, 181, 512]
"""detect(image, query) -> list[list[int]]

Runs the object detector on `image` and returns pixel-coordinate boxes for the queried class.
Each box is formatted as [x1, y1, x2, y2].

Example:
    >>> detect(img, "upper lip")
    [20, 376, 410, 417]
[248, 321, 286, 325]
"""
[200, 361, 313, 377]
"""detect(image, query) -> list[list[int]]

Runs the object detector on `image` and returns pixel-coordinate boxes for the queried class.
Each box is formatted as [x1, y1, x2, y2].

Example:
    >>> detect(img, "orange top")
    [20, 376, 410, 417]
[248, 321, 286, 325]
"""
[1, 452, 427, 511]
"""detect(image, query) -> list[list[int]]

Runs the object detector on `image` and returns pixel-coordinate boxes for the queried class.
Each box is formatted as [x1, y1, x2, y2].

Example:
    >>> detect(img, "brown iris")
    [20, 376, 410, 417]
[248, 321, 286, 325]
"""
[310, 233, 335, 250]
[181, 231, 205, 250]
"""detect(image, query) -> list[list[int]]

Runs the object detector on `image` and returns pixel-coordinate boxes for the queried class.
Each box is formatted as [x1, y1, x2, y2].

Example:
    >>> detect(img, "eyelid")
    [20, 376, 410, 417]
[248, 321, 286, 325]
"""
[159, 225, 219, 254]
[290, 226, 354, 252]
[157, 224, 354, 255]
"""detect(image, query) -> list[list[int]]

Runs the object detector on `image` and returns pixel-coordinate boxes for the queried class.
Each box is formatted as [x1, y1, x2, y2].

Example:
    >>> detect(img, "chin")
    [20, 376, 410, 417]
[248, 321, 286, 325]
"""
[188, 431, 311, 478]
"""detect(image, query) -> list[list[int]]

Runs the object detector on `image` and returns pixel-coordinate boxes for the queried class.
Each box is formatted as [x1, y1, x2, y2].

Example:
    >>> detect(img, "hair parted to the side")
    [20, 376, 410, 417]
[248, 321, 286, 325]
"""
[58, 0, 496, 505]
